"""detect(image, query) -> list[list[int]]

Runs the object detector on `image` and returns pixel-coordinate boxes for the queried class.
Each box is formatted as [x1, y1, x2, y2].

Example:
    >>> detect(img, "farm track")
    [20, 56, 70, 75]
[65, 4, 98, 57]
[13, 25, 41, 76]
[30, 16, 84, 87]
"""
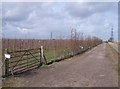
[3, 43, 118, 87]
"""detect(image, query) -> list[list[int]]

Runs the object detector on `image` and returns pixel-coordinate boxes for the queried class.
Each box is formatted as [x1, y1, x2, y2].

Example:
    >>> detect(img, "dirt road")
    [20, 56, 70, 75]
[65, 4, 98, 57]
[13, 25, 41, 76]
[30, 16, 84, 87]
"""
[3, 43, 118, 87]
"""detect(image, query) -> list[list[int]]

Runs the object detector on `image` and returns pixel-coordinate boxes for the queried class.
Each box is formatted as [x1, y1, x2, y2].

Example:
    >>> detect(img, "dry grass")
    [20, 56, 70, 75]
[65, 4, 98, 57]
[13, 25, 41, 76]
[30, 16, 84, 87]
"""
[106, 44, 119, 75]
[107, 43, 118, 61]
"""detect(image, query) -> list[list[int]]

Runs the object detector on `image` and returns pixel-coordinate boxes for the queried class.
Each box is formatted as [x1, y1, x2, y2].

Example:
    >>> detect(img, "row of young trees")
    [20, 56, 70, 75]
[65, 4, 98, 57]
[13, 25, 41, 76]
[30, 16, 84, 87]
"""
[70, 29, 102, 52]
[2, 29, 102, 58]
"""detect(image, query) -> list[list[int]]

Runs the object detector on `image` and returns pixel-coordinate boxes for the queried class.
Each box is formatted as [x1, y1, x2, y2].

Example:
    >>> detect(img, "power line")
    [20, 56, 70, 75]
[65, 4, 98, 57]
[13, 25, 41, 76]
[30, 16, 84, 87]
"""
[108, 24, 114, 42]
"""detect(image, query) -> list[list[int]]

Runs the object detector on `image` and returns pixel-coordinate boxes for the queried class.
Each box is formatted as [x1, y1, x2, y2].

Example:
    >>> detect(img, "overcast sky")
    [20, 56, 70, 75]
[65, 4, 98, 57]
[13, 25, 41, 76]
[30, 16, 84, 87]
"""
[2, 2, 118, 41]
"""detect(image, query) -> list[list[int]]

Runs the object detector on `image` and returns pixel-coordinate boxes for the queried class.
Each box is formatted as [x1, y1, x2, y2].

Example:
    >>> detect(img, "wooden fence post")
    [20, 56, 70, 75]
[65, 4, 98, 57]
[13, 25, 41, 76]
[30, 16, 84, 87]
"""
[5, 58, 9, 76]
[41, 46, 44, 61]
[38, 48, 42, 67]
[41, 46, 47, 64]
[4, 49, 10, 77]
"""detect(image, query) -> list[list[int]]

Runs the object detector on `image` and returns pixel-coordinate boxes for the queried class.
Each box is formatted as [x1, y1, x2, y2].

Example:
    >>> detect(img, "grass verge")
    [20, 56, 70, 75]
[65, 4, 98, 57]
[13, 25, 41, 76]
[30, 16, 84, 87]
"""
[106, 43, 119, 75]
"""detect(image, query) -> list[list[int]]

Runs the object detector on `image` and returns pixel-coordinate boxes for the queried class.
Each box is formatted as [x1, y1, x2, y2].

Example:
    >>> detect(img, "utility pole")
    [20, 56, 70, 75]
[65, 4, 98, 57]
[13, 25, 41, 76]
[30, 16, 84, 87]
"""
[50, 32, 53, 40]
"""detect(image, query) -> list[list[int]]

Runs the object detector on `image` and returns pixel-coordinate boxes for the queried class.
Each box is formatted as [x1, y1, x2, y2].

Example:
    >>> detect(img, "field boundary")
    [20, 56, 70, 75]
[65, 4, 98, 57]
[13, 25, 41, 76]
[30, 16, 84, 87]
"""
[45, 44, 100, 65]
[2, 43, 101, 78]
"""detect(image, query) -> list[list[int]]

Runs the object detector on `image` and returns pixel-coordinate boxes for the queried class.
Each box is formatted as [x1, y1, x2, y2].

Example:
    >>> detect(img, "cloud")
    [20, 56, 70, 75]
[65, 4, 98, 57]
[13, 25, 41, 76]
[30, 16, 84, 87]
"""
[2, 2, 42, 22]
[2, 2, 118, 41]
[65, 2, 117, 19]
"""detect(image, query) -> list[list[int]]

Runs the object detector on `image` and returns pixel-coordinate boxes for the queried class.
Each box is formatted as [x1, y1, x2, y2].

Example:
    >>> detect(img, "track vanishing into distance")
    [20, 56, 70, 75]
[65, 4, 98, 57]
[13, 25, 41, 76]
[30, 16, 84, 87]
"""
[3, 43, 118, 87]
